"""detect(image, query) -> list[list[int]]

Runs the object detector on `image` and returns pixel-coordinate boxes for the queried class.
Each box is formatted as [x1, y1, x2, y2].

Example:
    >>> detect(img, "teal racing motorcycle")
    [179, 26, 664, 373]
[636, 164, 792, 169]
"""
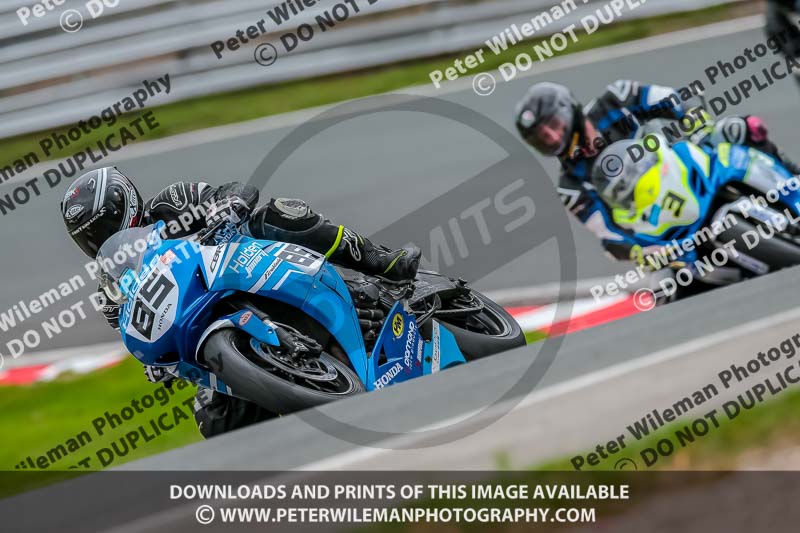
[96, 217, 525, 415]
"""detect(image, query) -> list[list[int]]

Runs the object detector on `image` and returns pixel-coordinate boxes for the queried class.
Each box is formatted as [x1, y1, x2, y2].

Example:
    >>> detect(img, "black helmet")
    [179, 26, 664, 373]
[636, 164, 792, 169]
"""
[515, 82, 584, 157]
[61, 167, 143, 258]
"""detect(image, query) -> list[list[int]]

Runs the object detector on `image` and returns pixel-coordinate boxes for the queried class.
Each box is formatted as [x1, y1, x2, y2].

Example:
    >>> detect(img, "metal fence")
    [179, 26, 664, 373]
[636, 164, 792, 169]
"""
[0, 0, 741, 138]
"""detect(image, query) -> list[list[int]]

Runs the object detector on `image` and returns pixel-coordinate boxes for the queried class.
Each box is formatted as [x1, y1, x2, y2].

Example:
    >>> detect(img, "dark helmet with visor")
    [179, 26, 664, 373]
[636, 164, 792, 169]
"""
[61, 167, 144, 258]
[514, 82, 584, 157]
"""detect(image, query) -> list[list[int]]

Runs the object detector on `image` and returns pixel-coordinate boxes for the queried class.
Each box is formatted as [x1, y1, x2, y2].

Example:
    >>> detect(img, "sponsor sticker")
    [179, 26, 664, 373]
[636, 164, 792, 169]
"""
[65, 187, 79, 202]
[230, 241, 268, 278]
[239, 311, 253, 326]
[209, 243, 225, 273]
[373, 362, 402, 389]
[65, 204, 84, 221]
[391, 313, 404, 338]
[160, 250, 177, 265]
[262, 257, 282, 281]
[69, 206, 106, 236]
[431, 321, 441, 373]
[403, 320, 417, 370]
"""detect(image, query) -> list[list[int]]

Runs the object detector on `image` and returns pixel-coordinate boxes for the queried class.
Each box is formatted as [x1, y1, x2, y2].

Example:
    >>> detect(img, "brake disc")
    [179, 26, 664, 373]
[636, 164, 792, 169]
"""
[249, 338, 338, 382]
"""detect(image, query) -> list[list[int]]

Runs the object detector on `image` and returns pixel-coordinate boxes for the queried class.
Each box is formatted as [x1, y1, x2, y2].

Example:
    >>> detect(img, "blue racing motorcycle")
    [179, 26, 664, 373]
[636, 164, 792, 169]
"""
[592, 137, 800, 302]
[96, 217, 524, 414]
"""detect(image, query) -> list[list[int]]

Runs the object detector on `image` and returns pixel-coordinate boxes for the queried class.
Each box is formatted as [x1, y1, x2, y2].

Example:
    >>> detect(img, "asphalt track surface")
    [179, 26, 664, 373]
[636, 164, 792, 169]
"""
[2, 16, 792, 353]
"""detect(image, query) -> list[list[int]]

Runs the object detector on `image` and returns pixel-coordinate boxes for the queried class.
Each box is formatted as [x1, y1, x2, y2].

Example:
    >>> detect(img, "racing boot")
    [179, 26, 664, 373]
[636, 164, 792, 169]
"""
[330, 227, 421, 282]
[249, 198, 421, 282]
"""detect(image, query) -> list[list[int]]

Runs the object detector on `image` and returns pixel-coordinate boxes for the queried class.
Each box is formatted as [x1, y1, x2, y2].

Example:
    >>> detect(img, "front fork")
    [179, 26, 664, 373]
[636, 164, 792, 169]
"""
[195, 296, 322, 367]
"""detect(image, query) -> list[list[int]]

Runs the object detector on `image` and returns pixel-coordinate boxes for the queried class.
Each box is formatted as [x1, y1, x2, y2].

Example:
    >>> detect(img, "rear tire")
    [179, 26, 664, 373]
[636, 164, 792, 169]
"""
[721, 214, 800, 270]
[202, 329, 365, 415]
[437, 291, 526, 360]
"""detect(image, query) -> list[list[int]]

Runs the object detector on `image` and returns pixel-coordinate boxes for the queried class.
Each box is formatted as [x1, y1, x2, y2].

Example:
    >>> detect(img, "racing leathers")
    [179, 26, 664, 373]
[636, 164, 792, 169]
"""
[597, 139, 795, 297]
[558, 79, 800, 264]
[98, 180, 420, 438]
[766, 0, 800, 73]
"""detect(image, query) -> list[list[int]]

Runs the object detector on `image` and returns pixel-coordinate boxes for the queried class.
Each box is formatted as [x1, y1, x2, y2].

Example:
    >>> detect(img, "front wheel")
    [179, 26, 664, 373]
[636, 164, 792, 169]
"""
[202, 329, 365, 415]
[436, 291, 526, 360]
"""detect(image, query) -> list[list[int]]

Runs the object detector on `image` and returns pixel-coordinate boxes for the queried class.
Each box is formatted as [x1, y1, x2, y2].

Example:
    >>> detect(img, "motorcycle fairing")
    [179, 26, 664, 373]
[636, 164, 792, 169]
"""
[366, 301, 465, 391]
[422, 320, 465, 375]
[118, 224, 466, 395]
[608, 142, 800, 251]
[120, 228, 368, 383]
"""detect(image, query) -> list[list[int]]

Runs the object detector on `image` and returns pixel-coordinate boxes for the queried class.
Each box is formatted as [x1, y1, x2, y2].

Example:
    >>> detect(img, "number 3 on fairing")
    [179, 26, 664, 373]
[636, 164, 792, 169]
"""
[661, 191, 686, 217]
[131, 271, 175, 339]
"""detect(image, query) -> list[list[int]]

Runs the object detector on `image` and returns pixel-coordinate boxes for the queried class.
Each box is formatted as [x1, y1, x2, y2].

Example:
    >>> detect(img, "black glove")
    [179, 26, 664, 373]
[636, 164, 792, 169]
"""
[204, 196, 251, 229]
[95, 289, 120, 330]
[214, 183, 259, 209]
[144, 365, 175, 384]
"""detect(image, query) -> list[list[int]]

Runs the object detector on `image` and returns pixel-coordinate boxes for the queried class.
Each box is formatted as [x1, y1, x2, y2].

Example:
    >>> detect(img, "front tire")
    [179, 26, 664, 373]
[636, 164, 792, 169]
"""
[202, 329, 365, 415]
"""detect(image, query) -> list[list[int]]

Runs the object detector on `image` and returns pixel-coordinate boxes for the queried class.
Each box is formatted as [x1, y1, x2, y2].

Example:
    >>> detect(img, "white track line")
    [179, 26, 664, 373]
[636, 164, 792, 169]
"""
[0, 341, 125, 370]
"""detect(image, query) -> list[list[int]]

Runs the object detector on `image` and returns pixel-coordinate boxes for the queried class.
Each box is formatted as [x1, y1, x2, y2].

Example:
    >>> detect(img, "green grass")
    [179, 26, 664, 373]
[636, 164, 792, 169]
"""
[536, 384, 800, 471]
[524, 330, 548, 344]
[0, 357, 202, 496]
[1, 2, 756, 171]
[1, 357, 201, 473]
[0, 320, 541, 481]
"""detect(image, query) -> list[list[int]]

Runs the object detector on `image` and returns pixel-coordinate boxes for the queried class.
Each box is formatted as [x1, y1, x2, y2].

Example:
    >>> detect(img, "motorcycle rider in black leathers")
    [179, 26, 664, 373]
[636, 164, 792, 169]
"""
[514, 80, 800, 271]
[766, 0, 800, 88]
[61, 167, 421, 438]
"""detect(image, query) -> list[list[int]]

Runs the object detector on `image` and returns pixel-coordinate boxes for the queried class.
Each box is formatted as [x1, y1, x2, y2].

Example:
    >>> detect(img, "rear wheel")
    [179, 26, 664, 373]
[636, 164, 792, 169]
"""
[202, 329, 365, 415]
[720, 214, 800, 270]
[436, 291, 525, 360]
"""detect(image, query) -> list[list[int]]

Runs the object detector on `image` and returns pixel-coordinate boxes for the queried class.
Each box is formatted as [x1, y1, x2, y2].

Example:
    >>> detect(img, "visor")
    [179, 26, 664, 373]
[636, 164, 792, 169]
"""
[523, 105, 574, 156]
